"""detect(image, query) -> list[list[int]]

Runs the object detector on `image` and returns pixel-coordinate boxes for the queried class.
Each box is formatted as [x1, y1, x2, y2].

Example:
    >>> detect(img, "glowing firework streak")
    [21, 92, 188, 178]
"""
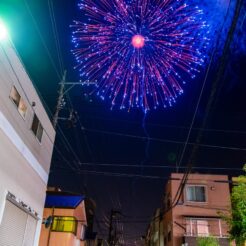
[72, 0, 209, 111]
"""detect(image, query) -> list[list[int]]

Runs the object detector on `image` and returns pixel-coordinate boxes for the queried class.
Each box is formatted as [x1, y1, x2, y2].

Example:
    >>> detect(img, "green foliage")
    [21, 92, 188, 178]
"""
[197, 236, 219, 246]
[229, 165, 246, 245]
[221, 165, 246, 246]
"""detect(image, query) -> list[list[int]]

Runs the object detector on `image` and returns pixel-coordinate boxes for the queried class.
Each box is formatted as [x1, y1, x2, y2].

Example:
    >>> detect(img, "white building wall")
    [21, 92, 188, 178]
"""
[0, 41, 56, 245]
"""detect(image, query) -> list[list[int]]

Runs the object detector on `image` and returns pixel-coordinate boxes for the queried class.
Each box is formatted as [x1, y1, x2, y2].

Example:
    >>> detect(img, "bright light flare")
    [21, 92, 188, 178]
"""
[0, 19, 8, 41]
[132, 35, 145, 49]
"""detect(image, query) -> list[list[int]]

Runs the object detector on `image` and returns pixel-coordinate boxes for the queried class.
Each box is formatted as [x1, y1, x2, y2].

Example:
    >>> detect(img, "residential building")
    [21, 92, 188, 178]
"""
[39, 189, 88, 246]
[84, 198, 97, 245]
[146, 208, 164, 246]
[162, 173, 231, 246]
[0, 39, 55, 245]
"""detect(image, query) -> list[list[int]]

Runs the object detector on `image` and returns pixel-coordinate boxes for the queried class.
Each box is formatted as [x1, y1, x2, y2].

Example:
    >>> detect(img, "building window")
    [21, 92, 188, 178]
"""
[9, 86, 27, 118]
[186, 186, 206, 202]
[51, 216, 77, 234]
[197, 220, 209, 236]
[186, 219, 209, 236]
[31, 114, 43, 142]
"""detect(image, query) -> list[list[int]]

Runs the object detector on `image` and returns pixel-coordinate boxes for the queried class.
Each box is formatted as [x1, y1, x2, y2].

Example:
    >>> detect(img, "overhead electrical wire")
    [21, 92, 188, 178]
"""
[165, 0, 243, 218]
[45, 0, 100, 175]
[66, 95, 119, 213]
[51, 167, 171, 180]
[22, 3, 81, 179]
[23, 0, 246, 172]
[21, 1, 244, 241]
[81, 114, 246, 136]
[46, 0, 120, 232]
[52, 161, 243, 171]
[51, 166, 240, 181]
[66, 93, 95, 161]
[23, 0, 62, 80]
[80, 127, 246, 152]
[138, 0, 236, 224]
[48, 0, 64, 75]
[21, 0, 84, 174]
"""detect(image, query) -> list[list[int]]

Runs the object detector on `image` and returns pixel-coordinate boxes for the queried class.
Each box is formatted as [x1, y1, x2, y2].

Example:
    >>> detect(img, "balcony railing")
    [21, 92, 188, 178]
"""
[184, 236, 230, 246]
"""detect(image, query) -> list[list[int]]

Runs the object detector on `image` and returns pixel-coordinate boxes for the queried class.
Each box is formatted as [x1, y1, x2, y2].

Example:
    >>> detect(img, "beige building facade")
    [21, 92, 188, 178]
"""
[0, 40, 55, 245]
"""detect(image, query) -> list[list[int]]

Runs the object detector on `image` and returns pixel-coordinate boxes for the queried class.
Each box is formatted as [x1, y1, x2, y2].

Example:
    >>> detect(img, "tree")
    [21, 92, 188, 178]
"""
[221, 165, 246, 246]
[197, 236, 219, 246]
[229, 165, 246, 245]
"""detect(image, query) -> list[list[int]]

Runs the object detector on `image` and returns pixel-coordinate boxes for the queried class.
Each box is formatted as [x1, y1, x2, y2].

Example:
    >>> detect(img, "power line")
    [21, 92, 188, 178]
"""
[51, 166, 241, 180]
[82, 114, 246, 136]
[150, 0, 235, 220]
[48, 0, 64, 75]
[51, 167, 171, 180]
[81, 127, 246, 152]
[169, 0, 239, 218]
[52, 161, 243, 171]
[23, 0, 62, 80]
[66, 92, 95, 161]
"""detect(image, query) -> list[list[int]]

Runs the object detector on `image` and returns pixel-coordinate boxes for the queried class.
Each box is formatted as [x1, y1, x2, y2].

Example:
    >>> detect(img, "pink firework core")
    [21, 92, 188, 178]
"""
[132, 35, 145, 48]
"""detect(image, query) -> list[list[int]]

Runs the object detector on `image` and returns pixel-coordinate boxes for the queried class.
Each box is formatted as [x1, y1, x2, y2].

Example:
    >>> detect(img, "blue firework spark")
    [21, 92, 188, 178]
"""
[72, 0, 209, 111]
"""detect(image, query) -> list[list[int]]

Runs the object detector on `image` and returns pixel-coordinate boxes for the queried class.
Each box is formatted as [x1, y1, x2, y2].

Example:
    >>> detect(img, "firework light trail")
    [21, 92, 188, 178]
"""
[72, 0, 210, 111]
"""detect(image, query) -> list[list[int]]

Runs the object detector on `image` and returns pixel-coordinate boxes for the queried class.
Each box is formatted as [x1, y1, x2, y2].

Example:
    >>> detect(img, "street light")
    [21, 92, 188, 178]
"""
[0, 19, 8, 41]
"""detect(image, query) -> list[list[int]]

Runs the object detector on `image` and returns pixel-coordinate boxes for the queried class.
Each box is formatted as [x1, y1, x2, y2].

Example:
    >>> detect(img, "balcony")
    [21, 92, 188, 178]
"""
[183, 217, 230, 246]
[183, 236, 230, 246]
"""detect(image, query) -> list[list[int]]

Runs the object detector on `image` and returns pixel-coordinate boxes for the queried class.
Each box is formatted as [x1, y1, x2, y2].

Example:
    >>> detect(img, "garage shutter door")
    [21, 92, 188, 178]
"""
[22, 215, 37, 246]
[0, 200, 37, 246]
[0, 200, 27, 246]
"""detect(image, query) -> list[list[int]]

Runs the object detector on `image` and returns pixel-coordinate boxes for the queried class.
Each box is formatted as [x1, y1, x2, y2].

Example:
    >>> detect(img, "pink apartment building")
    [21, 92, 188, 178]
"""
[162, 173, 231, 246]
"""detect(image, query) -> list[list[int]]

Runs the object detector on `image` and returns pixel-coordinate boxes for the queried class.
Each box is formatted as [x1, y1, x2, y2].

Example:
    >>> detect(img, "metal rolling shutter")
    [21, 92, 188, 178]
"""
[0, 200, 27, 246]
[0, 199, 38, 246]
[22, 215, 37, 246]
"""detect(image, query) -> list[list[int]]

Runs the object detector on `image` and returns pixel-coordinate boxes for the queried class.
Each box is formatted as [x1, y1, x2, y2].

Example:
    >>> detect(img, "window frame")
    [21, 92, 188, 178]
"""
[9, 86, 28, 119]
[186, 218, 209, 237]
[197, 220, 209, 236]
[31, 113, 43, 143]
[185, 185, 207, 203]
[51, 216, 78, 234]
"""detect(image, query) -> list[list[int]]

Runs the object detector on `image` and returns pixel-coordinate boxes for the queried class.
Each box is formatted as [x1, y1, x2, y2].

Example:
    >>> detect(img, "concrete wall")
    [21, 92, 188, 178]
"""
[0, 41, 55, 245]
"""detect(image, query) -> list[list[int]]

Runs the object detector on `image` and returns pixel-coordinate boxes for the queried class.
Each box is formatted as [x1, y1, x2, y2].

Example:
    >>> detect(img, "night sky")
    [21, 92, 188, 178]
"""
[1, 0, 246, 244]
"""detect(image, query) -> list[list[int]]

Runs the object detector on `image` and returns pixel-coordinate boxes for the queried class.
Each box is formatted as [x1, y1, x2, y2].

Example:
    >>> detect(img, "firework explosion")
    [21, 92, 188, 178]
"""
[72, 0, 209, 111]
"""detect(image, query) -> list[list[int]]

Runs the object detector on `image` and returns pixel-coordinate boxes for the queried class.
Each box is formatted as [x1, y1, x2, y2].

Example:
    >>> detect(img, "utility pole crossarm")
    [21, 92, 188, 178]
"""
[53, 70, 66, 129]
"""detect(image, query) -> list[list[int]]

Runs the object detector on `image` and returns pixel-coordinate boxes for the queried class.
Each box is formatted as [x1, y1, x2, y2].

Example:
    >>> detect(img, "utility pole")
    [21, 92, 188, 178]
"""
[108, 210, 114, 246]
[108, 210, 121, 246]
[47, 71, 66, 246]
[52, 70, 67, 129]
